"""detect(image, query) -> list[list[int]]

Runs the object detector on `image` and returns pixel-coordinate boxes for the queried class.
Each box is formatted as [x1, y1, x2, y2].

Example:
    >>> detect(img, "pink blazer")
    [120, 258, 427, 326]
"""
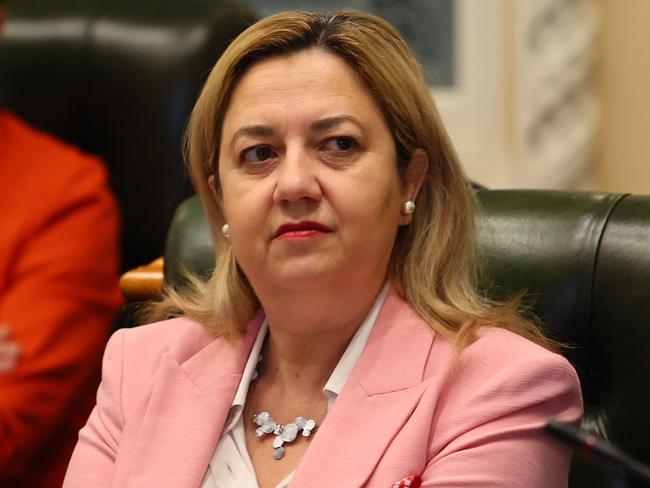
[64, 288, 582, 487]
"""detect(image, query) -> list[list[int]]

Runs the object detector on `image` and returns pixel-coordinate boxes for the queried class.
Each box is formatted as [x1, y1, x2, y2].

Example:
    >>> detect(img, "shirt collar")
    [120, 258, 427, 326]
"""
[322, 283, 389, 406]
[231, 319, 268, 408]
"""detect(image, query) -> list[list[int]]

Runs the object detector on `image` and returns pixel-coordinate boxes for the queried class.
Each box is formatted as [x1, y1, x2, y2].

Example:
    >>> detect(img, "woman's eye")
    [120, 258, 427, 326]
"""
[242, 145, 275, 163]
[323, 136, 357, 152]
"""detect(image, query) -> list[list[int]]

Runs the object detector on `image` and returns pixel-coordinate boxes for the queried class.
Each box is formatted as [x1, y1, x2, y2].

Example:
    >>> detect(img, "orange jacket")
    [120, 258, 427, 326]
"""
[0, 111, 122, 486]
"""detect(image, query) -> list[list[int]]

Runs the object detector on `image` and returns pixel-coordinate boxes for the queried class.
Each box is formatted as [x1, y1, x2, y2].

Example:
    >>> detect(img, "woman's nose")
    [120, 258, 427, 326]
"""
[272, 146, 322, 206]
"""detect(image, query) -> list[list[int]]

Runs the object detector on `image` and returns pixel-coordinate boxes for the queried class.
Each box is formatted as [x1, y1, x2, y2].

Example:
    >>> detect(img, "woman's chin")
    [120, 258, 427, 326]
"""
[265, 259, 346, 291]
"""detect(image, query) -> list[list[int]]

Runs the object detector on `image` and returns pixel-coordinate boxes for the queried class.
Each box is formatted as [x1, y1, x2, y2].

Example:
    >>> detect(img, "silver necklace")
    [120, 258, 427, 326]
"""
[252, 412, 317, 460]
[250, 352, 318, 460]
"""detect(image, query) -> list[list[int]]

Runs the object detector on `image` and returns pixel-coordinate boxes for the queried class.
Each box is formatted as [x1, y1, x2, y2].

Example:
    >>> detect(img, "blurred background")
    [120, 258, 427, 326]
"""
[1, 0, 648, 269]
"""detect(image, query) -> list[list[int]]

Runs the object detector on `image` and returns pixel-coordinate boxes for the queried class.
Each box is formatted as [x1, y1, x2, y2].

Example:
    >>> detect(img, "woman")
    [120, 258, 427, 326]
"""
[64, 10, 582, 488]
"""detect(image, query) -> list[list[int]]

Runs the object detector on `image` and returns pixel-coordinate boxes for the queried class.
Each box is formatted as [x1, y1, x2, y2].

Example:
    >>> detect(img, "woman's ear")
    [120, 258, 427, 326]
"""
[399, 148, 429, 224]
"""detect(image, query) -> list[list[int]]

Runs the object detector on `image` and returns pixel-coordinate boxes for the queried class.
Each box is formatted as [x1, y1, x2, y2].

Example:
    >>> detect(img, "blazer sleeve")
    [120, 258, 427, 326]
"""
[421, 349, 583, 488]
[63, 329, 126, 487]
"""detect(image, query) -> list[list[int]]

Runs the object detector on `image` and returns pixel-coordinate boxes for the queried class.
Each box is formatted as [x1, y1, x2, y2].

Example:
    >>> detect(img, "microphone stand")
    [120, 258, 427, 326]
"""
[545, 418, 650, 485]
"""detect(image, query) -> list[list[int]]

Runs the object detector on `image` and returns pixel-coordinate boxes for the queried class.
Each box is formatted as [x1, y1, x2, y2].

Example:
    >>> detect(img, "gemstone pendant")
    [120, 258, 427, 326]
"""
[253, 411, 317, 460]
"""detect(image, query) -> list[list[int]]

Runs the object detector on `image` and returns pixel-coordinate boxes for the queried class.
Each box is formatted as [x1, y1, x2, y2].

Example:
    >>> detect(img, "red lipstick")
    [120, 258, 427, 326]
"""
[273, 221, 333, 241]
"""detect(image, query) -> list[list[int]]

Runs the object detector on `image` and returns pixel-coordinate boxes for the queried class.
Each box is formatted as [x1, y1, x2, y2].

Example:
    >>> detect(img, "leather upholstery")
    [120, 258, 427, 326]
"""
[589, 196, 650, 487]
[164, 194, 215, 287]
[476, 190, 650, 487]
[164, 190, 650, 487]
[0, 0, 254, 270]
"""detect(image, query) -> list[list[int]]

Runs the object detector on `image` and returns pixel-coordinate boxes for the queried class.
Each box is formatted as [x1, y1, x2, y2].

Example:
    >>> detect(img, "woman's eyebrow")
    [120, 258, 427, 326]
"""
[229, 116, 365, 150]
[229, 124, 274, 151]
[310, 115, 366, 133]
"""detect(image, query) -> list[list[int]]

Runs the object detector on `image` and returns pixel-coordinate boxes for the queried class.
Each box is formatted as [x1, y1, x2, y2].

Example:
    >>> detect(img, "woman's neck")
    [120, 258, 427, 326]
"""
[256, 279, 386, 396]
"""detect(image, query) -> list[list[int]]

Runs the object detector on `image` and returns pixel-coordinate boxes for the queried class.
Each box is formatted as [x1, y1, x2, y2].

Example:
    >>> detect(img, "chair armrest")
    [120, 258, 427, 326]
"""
[118, 257, 164, 302]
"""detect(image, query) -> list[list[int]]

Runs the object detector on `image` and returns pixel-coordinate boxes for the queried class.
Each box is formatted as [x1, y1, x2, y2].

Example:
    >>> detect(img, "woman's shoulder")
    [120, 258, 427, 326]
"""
[420, 326, 583, 468]
[463, 326, 574, 374]
[429, 325, 575, 374]
[106, 317, 220, 370]
[98, 318, 230, 416]
[427, 326, 582, 418]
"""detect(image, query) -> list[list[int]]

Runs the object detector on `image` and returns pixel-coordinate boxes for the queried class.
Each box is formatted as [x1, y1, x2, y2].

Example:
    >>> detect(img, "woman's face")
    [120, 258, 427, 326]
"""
[216, 48, 422, 295]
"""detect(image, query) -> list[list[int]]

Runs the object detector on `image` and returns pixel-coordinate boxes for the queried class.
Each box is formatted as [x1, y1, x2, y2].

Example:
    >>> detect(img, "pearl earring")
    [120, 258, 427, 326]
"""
[401, 201, 415, 215]
[222, 223, 230, 238]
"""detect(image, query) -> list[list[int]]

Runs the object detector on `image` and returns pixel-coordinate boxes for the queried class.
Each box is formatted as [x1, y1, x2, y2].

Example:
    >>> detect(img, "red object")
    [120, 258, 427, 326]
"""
[0, 112, 122, 487]
[392, 475, 422, 488]
[581, 433, 598, 456]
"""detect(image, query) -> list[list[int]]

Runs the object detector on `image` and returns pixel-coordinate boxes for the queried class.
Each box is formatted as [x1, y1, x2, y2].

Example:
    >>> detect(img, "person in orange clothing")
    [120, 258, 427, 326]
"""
[0, 110, 122, 486]
[0, 5, 123, 477]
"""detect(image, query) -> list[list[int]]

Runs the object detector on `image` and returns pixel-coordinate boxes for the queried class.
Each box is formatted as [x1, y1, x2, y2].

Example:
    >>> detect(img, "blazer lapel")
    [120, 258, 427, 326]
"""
[123, 314, 263, 488]
[291, 288, 436, 488]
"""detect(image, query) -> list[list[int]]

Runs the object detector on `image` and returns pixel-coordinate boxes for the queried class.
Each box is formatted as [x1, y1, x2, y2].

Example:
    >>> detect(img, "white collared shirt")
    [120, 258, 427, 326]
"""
[200, 284, 389, 488]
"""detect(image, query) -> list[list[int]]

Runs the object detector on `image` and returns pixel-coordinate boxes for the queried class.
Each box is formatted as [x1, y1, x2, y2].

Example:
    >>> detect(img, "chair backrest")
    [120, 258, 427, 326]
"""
[0, 0, 254, 270]
[164, 190, 650, 487]
[476, 190, 650, 487]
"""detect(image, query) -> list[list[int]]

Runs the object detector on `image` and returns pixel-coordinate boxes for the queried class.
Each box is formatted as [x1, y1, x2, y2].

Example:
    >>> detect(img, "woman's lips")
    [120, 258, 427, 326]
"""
[276, 229, 329, 240]
[273, 221, 333, 241]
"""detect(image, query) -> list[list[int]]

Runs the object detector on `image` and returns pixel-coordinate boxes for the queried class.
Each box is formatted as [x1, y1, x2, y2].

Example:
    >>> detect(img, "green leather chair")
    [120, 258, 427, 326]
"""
[164, 190, 650, 488]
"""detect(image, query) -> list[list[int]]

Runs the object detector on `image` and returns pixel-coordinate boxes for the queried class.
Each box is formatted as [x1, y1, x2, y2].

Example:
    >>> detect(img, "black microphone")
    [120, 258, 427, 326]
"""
[545, 418, 650, 484]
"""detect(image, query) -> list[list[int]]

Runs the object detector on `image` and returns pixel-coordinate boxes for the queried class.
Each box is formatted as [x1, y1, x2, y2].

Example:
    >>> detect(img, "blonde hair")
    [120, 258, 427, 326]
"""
[145, 9, 555, 351]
